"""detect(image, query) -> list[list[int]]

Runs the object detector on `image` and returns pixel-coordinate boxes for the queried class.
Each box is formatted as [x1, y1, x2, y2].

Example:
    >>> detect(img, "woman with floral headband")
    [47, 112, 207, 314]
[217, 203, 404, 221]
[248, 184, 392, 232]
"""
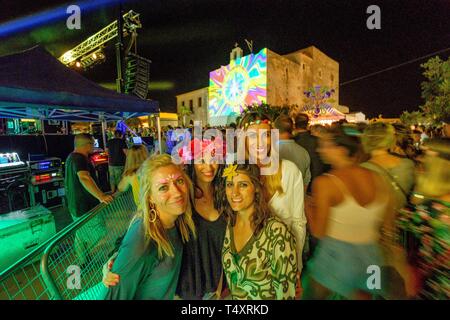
[176, 138, 227, 300]
[103, 154, 196, 300]
[221, 163, 298, 299]
[239, 110, 306, 293]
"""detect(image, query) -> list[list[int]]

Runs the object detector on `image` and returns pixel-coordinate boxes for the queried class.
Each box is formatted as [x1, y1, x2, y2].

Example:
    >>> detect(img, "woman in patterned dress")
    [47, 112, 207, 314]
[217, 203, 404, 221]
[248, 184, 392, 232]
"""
[397, 138, 450, 299]
[220, 163, 298, 300]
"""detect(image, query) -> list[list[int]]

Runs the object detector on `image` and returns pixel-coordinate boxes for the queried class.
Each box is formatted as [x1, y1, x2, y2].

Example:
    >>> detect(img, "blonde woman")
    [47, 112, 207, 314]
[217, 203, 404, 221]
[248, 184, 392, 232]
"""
[104, 154, 196, 300]
[361, 123, 416, 298]
[361, 122, 415, 211]
[117, 144, 149, 204]
[239, 111, 306, 290]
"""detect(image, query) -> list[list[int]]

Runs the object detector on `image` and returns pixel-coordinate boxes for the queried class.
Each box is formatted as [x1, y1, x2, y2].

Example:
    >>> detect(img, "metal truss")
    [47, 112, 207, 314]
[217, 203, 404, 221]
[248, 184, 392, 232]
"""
[59, 10, 141, 66]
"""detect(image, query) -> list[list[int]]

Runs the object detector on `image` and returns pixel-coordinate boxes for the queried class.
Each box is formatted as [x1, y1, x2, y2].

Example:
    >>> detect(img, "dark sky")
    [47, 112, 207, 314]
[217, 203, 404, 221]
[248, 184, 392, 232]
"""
[1, 0, 449, 117]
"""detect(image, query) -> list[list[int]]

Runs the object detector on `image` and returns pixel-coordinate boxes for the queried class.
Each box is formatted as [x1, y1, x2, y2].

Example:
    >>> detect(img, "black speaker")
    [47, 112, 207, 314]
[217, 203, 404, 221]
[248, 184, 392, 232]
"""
[124, 53, 151, 99]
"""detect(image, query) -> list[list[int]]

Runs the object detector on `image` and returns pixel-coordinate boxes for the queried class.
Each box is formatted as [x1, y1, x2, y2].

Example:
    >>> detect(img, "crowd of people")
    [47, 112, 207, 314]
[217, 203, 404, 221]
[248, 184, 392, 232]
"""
[64, 110, 449, 300]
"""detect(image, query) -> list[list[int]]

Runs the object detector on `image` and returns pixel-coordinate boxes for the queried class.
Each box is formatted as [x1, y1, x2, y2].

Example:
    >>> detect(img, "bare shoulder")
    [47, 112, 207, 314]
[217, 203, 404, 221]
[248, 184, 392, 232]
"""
[311, 174, 335, 194]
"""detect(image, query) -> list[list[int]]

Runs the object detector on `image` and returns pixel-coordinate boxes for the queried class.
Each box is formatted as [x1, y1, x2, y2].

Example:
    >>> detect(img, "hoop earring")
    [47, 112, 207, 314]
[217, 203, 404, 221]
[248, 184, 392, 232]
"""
[149, 202, 157, 223]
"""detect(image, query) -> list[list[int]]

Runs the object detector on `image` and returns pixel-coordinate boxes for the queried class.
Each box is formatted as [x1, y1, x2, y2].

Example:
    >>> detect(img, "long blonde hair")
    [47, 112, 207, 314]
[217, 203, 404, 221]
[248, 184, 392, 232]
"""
[134, 154, 196, 258]
[123, 145, 149, 176]
[239, 111, 284, 199]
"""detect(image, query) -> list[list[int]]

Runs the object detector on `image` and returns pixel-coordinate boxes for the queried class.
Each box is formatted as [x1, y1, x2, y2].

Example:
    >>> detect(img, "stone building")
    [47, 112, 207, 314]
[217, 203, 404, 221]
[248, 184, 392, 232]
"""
[177, 44, 348, 126]
[176, 87, 209, 126]
[267, 46, 339, 108]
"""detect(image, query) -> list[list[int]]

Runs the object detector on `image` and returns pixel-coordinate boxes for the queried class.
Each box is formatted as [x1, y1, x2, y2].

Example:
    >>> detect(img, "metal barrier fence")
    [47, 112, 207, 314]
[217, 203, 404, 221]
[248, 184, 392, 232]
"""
[0, 241, 52, 300]
[0, 190, 136, 300]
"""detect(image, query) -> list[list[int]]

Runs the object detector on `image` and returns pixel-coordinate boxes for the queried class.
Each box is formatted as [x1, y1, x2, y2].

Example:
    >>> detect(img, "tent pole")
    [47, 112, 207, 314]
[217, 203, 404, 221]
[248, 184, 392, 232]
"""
[156, 115, 162, 154]
[101, 118, 107, 150]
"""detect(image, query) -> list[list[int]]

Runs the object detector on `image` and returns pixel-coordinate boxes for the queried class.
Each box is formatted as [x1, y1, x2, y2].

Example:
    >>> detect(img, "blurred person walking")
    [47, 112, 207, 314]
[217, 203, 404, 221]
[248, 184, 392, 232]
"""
[361, 123, 415, 211]
[397, 138, 450, 299]
[302, 127, 393, 299]
[117, 144, 149, 205]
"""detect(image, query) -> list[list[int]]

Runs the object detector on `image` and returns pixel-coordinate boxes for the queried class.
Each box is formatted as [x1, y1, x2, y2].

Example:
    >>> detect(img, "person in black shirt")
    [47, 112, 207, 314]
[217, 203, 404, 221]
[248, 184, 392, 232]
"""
[65, 133, 113, 264]
[106, 130, 128, 192]
[65, 133, 113, 217]
[293, 113, 330, 193]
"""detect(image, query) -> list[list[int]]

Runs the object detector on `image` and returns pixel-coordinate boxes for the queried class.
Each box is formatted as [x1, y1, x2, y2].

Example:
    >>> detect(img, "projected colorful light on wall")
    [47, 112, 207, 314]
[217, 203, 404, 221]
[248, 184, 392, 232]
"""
[209, 48, 267, 118]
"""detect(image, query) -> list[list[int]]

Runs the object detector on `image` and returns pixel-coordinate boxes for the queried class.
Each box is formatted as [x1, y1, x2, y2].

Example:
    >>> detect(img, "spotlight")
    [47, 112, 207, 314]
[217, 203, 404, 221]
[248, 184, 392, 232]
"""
[92, 53, 97, 60]
[75, 61, 81, 68]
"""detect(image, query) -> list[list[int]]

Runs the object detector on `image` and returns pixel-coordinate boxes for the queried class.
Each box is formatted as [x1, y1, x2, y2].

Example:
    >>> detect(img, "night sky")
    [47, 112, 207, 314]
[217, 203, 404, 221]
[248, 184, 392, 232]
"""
[1, 0, 449, 117]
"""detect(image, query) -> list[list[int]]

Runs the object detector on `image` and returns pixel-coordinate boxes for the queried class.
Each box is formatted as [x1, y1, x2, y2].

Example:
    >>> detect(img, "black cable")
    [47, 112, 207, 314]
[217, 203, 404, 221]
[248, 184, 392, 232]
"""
[340, 47, 450, 86]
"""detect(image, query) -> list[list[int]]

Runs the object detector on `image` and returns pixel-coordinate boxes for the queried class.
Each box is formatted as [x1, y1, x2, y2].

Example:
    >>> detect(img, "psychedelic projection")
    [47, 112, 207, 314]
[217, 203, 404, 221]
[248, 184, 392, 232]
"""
[209, 48, 267, 119]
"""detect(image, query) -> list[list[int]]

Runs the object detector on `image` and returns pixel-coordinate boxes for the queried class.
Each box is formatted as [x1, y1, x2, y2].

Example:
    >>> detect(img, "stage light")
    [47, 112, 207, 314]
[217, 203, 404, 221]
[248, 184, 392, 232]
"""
[92, 53, 97, 60]
[62, 50, 73, 64]
[75, 61, 81, 68]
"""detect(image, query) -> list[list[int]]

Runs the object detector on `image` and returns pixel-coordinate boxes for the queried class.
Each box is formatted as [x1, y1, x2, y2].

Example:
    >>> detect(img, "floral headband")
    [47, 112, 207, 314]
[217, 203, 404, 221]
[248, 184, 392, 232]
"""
[243, 119, 272, 129]
[178, 138, 225, 163]
[222, 164, 238, 181]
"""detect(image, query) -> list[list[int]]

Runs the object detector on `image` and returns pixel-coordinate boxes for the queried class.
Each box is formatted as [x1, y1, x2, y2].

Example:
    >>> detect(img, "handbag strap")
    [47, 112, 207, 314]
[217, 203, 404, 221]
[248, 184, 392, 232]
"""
[366, 161, 408, 198]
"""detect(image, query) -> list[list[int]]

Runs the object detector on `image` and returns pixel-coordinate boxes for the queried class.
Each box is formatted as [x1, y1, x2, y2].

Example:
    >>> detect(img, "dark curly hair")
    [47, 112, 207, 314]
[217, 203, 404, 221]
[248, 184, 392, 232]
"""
[218, 163, 272, 235]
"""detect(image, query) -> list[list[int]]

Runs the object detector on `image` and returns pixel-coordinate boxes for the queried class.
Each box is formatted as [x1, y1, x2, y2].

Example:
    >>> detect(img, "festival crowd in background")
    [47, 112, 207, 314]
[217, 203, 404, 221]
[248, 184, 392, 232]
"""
[65, 106, 450, 300]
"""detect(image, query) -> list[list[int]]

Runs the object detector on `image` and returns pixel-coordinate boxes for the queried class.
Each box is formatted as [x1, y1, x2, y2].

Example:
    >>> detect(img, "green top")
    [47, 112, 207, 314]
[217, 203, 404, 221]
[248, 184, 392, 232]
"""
[104, 218, 183, 300]
[222, 217, 298, 300]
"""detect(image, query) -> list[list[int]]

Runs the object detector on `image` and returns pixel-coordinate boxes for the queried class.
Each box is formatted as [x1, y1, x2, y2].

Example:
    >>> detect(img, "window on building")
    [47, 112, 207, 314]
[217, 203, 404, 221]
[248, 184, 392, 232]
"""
[331, 74, 335, 84]
[182, 101, 185, 107]
[189, 99, 193, 113]
[318, 70, 322, 78]
[198, 97, 202, 107]
[302, 64, 305, 70]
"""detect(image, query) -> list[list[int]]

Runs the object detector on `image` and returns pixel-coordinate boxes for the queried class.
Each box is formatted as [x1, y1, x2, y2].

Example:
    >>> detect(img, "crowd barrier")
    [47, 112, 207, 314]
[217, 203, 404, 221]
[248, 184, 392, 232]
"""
[0, 190, 136, 300]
